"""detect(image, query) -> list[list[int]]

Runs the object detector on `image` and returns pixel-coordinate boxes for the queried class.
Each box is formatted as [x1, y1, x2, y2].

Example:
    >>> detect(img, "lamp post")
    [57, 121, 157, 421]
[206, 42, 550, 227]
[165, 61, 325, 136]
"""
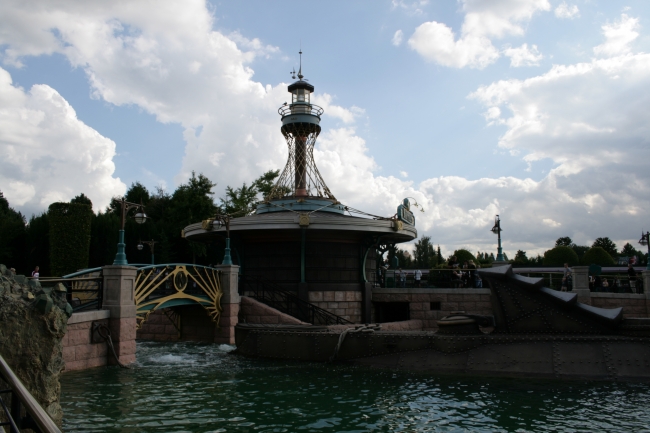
[639, 231, 650, 270]
[113, 198, 147, 265]
[213, 214, 233, 265]
[491, 214, 505, 262]
[137, 239, 157, 265]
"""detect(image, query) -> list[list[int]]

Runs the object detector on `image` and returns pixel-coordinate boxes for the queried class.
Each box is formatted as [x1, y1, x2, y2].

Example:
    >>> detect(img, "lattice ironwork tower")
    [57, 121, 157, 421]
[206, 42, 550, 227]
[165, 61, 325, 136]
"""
[267, 54, 336, 201]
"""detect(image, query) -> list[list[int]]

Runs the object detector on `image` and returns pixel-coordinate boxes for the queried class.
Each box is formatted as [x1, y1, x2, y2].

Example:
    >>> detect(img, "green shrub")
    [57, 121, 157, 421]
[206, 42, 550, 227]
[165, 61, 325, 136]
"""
[453, 249, 477, 265]
[48, 202, 92, 276]
[581, 246, 616, 266]
[543, 246, 579, 266]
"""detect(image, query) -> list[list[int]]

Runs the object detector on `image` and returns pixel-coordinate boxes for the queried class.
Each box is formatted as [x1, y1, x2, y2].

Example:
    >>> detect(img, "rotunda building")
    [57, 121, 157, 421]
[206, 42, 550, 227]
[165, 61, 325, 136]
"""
[183, 58, 416, 323]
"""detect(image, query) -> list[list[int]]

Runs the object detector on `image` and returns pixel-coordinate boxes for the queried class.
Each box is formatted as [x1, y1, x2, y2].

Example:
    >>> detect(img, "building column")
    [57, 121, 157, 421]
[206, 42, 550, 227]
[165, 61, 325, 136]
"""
[570, 266, 591, 305]
[214, 264, 240, 345]
[361, 282, 372, 324]
[102, 265, 138, 365]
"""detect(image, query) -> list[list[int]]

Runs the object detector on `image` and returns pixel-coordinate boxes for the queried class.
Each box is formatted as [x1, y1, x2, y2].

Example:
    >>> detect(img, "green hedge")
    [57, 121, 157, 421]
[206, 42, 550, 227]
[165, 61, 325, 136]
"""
[48, 202, 92, 277]
[581, 247, 615, 266]
[543, 246, 579, 266]
[453, 249, 477, 265]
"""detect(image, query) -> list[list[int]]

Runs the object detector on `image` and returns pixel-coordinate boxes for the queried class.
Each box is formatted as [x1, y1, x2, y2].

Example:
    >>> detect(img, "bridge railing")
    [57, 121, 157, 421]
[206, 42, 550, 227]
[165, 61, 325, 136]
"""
[0, 354, 62, 433]
[240, 275, 352, 325]
[38, 274, 104, 312]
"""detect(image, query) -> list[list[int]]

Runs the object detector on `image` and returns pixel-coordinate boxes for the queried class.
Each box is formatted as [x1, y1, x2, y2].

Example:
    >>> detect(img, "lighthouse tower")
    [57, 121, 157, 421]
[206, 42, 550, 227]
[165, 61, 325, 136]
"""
[267, 51, 335, 202]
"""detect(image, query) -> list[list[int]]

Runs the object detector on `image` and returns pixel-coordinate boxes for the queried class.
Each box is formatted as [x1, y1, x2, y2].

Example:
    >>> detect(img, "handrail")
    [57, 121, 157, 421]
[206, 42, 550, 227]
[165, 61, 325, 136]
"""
[277, 103, 324, 118]
[0, 355, 62, 433]
[241, 275, 352, 325]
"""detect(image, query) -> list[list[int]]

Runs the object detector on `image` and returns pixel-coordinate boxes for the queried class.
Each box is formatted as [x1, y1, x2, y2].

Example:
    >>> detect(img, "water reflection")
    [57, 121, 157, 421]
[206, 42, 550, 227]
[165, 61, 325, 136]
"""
[61, 342, 650, 432]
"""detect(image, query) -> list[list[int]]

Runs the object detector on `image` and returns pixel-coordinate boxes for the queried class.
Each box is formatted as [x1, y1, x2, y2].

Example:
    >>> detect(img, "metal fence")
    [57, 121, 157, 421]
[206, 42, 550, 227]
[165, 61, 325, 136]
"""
[0, 355, 61, 433]
[241, 275, 352, 325]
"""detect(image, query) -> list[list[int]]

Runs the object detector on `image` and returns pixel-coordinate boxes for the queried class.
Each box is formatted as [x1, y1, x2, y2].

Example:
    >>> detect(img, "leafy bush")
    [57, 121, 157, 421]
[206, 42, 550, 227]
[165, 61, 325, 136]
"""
[543, 246, 579, 266]
[48, 202, 92, 276]
[581, 246, 616, 266]
[453, 249, 477, 265]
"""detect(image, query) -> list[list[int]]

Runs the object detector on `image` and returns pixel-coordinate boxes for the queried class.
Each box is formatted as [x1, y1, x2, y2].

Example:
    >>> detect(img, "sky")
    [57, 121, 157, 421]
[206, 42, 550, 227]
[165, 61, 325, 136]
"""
[1, 0, 649, 259]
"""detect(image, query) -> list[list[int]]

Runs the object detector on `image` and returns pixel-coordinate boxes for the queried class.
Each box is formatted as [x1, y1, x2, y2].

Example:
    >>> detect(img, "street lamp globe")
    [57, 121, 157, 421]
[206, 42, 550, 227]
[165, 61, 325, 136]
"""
[137, 243, 144, 251]
[639, 232, 649, 247]
[134, 211, 147, 224]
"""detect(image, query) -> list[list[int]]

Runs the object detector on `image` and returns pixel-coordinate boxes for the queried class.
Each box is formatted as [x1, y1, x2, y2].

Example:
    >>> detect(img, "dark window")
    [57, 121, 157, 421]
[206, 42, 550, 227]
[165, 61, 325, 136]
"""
[430, 301, 441, 310]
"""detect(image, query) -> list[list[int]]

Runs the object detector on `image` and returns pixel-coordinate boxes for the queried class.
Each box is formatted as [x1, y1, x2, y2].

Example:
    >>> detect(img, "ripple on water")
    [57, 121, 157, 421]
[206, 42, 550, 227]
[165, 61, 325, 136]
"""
[61, 341, 650, 433]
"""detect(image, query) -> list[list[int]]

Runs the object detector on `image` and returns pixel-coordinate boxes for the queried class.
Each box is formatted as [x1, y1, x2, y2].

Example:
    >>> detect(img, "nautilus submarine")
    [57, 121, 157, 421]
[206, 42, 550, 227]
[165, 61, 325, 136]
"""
[236, 265, 650, 381]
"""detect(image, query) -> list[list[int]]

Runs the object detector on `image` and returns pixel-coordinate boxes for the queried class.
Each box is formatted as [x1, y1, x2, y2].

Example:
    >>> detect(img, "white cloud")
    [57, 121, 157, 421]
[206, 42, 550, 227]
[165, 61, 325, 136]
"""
[554, 2, 580, 19]
[594, 14, 640, 57]
[0, 67, 125, 215]
[503, 43, 543, 67]
[392, 30, 404, 47]
[391, 0, 429, 16]
[408, 0, 550, 68]
[400, 171, 408, 178]
[2, 1, 648, 260]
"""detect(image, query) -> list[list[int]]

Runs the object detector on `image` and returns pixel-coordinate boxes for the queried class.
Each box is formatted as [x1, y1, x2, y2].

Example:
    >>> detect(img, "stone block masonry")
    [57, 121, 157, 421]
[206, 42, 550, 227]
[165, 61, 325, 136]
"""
[308, 291, 362, 323]
[239, 296, 307, 325]
[63, 310, 110, 371]
[136, 309, 180, 341]
[372, 288, 493, 330]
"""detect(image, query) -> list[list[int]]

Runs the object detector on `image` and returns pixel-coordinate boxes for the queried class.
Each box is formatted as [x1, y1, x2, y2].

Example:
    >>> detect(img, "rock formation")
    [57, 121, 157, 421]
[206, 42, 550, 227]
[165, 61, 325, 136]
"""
[0, 264, 72, 426]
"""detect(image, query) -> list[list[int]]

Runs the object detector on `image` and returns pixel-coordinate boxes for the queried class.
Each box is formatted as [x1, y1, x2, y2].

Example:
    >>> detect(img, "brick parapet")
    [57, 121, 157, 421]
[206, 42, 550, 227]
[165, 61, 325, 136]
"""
[239, 296, 307, 326]
[308, 291, 362, 323]
[62, 316, 109, 372]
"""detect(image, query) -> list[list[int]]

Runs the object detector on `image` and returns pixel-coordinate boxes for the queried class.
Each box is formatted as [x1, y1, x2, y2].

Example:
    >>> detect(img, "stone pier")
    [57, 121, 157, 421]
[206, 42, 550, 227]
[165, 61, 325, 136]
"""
[101, 265, 137, 366]
[214, 264, 240, 344]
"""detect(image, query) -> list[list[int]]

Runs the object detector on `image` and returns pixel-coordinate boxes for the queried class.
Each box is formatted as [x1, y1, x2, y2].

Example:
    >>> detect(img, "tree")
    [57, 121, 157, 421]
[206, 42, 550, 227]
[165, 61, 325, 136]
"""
[414, 236, 436, 269]
[513, 250, 528, 266]
[543, 246, 579, 266]
[437, 245, 442, 265]
[71, 193, 92, 208]
[555, 237, 574, 247]
[453, 249, 476, 265]
[572, 245, 589, 261]
[48, 202, 93, 276]
[0, 191, 26, 271]
[581, 247, 615, 266]
[620, 242, 642, 260]
[220, 183, 258, 215]
[592, 237, 617, 258]
[252, 169, 281, 199]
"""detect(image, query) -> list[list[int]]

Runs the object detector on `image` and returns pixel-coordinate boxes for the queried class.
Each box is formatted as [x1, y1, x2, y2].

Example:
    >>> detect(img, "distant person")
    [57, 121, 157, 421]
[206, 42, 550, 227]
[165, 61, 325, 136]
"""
[468, 260, 482, 288]
[628, 264, 638, 293]
[31, 266, 40, 280]
[602, 278, 609, 289]
[414, 269, 422, 288]
[448, 256, 458, 269]
[398, 268, 406, 288]
[563, 263, 572, 277]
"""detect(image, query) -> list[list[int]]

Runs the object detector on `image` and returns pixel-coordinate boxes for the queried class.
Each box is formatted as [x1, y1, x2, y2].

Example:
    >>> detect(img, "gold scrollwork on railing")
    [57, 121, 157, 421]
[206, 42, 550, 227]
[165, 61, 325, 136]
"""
[134, 265, 222, 329]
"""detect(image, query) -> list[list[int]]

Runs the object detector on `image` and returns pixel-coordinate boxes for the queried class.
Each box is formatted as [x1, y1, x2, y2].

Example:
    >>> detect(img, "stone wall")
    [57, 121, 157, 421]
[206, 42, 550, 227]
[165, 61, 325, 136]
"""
[136, 309, 180, 342]
[589, 293, 649, 318]
[372, 288, 493, 330]
[307, 291, 362, 323]
[63, 310, 110, 371]
[239, 296, 307, 325]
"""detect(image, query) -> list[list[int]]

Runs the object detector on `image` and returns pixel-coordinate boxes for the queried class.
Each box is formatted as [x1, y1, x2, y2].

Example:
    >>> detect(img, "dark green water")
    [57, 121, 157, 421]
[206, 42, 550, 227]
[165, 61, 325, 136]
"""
[61, 342, 650, 432]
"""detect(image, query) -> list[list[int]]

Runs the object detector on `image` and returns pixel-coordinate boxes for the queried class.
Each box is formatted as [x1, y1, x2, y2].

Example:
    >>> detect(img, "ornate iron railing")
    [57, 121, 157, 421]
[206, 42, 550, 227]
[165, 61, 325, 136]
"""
[40, 273, 103, 312]
[0, 355, 61, 433]
[277, 103, 324, 118]
[134, 264, 222, 329]
[240, 275, 352, 325]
